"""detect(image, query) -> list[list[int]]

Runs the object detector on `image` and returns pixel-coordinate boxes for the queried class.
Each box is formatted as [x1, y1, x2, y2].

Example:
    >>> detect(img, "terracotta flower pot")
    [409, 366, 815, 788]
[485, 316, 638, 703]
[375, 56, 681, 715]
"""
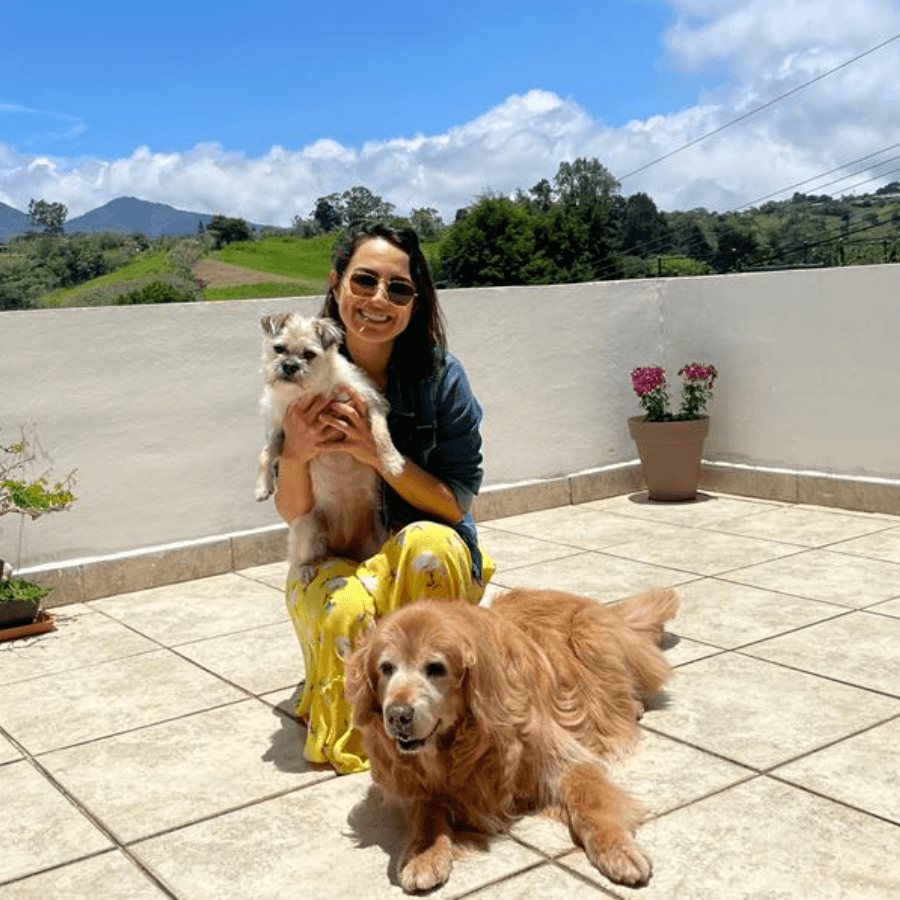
[628, 415, 710, 502]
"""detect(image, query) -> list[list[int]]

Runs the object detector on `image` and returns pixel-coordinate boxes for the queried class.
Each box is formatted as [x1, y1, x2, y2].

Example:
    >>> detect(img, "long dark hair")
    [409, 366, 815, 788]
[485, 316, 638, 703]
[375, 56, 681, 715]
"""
[320, 222, 447, 379]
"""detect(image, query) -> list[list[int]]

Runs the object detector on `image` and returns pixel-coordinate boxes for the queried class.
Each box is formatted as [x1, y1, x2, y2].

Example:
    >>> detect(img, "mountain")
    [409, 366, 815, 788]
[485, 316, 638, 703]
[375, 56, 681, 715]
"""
[0, 196, 267, 240]
[65, 197, 216, 237]
[0, 201, 32, 241]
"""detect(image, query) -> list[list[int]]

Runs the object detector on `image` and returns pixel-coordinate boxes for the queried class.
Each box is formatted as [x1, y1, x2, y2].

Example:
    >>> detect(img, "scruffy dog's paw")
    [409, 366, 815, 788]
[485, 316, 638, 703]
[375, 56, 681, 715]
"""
[380, 446, 406, 478]
[399, 841, 453, 894]
[298, 564, 317, 586]
[585, 835, 652, 887]
[255, 483, 273, 501]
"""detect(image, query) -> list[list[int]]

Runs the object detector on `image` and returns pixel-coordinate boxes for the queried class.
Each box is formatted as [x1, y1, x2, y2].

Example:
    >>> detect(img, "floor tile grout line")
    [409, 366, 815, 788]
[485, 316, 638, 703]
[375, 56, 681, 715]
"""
[639, 723, 764, 776]
[452, 857, 584, 899]
[711, 572, 899, 611]
[0, 848, 179, 897]
[589, 544, 813, 580]
[0, 645, 163, 689]
[1, 602, 295, 692]
[541, 853, 629, 899]
[121, 778, 336, 848]
[22, 696, 252, 760]
[730, 646, 900, 702]
[686, 514, 900, 550]
[713, 606, 862, 655]
[666, 601, 866, 660]
[491, 549, 602, 575]
[764, 771, 900, 830]
[573, 495, 900, 550]
[10, 755, 183, 899]
[9, 748, 335, 892]
[761, 709, 900, 779]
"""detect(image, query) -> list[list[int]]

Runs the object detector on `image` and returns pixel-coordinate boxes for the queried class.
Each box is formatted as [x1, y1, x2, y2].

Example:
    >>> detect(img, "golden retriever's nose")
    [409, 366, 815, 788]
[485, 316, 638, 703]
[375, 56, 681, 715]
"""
[387, 702, 415, 736]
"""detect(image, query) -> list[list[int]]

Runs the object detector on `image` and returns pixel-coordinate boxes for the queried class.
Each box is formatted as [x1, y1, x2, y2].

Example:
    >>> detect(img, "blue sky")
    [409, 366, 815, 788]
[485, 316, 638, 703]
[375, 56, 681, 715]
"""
[3, 0, 900, 224]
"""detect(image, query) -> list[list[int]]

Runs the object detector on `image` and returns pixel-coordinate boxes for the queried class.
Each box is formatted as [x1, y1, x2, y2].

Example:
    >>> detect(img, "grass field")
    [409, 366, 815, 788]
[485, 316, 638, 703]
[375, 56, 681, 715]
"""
[216, 234, 335, 280]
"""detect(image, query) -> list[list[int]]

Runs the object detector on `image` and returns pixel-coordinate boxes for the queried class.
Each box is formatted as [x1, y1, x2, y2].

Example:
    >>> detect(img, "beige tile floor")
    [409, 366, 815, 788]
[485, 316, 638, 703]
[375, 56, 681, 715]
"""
[2, 491, 900, 899]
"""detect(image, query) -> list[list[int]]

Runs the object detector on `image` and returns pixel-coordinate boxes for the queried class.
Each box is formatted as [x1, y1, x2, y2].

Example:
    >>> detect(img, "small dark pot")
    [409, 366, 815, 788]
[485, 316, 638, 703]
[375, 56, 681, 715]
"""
[0, 599, 41, 629]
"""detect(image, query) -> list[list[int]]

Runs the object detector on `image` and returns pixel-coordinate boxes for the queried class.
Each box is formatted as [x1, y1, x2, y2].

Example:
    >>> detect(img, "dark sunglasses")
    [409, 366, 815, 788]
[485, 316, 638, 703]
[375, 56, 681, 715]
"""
[347, 270, 417, 306]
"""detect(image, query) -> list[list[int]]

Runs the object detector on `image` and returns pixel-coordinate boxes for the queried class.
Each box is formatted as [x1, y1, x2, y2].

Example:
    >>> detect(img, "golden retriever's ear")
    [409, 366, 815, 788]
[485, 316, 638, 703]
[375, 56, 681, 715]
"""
[460, 631, 505, 729]
[344, 636, 381, 727]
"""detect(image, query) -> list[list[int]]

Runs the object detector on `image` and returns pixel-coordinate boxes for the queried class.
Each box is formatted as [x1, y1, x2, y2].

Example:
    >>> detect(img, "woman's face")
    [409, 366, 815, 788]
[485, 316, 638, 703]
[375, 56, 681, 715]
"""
[332, 237, 416, 350]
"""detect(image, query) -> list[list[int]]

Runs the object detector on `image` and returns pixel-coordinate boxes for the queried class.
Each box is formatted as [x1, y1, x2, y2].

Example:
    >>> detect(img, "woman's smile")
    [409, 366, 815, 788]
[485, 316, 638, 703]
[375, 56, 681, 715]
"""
[356, 307, 391, 324]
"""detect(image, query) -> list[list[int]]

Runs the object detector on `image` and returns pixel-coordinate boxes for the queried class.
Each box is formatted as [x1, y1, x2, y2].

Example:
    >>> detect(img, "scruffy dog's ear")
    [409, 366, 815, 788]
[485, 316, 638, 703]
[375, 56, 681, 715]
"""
[315, 317, 344, 350]
[261, 313, 288, 337]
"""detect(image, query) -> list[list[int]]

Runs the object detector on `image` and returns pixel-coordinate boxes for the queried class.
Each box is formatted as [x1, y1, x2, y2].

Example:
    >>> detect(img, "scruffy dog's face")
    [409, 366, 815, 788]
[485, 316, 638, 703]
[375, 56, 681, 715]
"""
[261, 313, 343, 397]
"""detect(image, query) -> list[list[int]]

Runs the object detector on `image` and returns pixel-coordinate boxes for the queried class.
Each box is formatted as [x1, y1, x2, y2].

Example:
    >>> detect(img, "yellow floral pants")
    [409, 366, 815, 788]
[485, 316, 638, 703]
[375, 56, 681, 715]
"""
[285, 522, 495, 774]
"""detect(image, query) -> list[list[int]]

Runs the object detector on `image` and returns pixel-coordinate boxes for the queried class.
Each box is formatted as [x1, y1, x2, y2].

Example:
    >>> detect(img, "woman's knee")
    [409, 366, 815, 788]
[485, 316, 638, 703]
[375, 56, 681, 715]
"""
[394, 521, 467, 561]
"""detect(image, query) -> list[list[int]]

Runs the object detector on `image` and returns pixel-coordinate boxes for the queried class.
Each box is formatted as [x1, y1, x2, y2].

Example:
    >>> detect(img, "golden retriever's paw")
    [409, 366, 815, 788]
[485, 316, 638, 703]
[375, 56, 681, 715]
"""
[399, 843, 453, 893]
[585, 835, 652, 886]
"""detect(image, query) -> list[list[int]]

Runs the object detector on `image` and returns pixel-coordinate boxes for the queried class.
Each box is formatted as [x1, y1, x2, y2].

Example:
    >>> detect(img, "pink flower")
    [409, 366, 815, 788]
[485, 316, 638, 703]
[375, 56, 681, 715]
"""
[631, 361, 718, 421]
[631, 366, 666, 396]
[678, 363, 717, 383]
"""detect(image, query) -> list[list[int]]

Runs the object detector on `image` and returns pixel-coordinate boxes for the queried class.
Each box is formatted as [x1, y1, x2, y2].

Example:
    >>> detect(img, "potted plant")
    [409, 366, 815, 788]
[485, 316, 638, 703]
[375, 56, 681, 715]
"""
[628, 363, 718, 501]
[1, 428, 77, 638]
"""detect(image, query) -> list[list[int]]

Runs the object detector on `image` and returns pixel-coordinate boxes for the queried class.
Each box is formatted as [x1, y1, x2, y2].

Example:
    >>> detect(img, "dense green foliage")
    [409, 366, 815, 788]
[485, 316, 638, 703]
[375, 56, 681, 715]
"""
[0, 231, 172, 309]
[434, 167, 900, 287]
[0, 577, 52, 604]
[3, 173, 900, 309]
[205, 214, 254, 249]
[115, 280, 197, 304]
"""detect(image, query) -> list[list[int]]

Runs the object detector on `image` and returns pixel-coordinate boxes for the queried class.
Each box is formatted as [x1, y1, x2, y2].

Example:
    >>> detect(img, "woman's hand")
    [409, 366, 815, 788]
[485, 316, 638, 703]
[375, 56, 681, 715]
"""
[281, 395, 345, 465]
[274, 394, 347, 523]
[317, 386, 383, 471]
[321, 386, 464, 525]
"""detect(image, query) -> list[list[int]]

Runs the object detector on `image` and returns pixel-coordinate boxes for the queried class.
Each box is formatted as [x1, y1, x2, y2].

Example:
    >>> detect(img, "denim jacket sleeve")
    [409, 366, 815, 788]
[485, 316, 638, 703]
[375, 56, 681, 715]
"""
[384, 349, 486, 581]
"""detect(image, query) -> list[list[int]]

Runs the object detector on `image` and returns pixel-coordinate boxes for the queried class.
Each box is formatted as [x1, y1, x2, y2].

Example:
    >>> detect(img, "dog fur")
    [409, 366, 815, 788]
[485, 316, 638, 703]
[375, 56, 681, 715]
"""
[255, 313, 404, 579]
[345, 586, 679, 893]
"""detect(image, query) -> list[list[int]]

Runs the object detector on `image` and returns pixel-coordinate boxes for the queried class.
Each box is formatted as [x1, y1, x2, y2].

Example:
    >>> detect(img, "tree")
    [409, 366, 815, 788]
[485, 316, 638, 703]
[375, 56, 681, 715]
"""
[341, 186, 394, 224]
[206, 215, 253, 249]
[438, 197, 537, 287]
[528, 179, 553, 213]
[712, 219, 761, 273]
[28, 199, 67, 236]
[553, 158, 619, 209]
[409, 207, 444, 239]
[622, 193, 670, 257]
[312, 194, 344, 232]
[550, 159, 623, 279]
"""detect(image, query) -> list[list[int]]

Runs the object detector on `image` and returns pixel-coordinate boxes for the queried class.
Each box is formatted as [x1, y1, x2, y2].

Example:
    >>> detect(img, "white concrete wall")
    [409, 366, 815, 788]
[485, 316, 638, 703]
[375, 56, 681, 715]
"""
[2, 264, 899, 568]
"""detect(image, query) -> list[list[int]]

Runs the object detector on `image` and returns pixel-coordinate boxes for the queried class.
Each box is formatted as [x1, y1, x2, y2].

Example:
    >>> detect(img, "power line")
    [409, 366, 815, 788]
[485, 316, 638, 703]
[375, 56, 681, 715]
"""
[616, 32, 900, 182]
[590, 150, 900, 276]
[587, 173, 900, 280]
[734, 142, 900, 210]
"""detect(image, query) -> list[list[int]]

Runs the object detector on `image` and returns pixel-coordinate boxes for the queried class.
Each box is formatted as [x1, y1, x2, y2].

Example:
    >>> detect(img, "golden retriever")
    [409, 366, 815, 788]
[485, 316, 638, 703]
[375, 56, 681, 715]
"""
[344, 585, 679, 893]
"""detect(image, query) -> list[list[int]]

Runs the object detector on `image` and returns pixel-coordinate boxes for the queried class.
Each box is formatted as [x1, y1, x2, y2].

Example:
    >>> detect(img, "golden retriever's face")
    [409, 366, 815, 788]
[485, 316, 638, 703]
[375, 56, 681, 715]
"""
[355, 610, 475, 756]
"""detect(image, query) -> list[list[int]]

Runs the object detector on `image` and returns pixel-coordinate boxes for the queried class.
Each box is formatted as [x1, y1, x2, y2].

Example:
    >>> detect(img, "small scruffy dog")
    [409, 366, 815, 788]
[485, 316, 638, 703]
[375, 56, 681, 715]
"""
[255, 313, 404, 580]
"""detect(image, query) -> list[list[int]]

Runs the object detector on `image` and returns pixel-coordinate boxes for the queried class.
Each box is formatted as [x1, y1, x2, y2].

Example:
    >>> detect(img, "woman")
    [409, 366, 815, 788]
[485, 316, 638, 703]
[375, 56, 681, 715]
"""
[276, 222, 494, 773]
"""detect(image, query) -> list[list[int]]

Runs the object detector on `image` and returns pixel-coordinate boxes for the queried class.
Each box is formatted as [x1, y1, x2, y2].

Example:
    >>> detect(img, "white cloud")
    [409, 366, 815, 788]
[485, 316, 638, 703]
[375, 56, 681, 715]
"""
[2, 2, 900, 223]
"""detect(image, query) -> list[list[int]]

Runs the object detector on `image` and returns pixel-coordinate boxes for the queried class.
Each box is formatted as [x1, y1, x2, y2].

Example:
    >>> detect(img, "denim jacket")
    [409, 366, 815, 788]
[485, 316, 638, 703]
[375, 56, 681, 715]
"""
[381, 347, 486, 582]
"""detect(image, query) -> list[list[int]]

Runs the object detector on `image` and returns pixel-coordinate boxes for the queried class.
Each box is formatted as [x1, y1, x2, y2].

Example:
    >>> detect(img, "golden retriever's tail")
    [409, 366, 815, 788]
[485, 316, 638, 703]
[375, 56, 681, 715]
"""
[610, 586, 680, 647]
